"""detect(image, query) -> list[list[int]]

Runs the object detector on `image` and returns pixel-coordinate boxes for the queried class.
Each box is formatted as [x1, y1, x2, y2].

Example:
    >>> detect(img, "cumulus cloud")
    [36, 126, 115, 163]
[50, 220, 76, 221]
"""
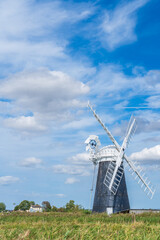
[0, 176, 19, 185]
[130, 145, 160, 165]
[4, 116, 47, 134]
[52, 152, 92, 179]
[65, 177, 80, 184]
[3, 65, 160, 137]
[100, 0, 148, 50]
[0, 69, 89, 133]
[19, 157, 43, 168]
[62, 117, 96, 130]
[0, 70, 89, 113]
[52, 164, 90, 176]
[68, 153, 90, 165]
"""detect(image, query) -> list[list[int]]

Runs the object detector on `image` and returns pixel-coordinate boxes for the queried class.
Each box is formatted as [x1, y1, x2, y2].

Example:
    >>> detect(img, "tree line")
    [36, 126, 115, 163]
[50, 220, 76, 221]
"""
[0, 200, 90, 213]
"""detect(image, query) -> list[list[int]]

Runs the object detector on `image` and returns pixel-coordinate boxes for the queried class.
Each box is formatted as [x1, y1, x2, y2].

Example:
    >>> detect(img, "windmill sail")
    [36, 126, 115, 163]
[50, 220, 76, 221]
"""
[88, 103, 120, 150]
[104, 115, 136, 194]
[124, 154, 155, 199]
[103, 158, 124, 194]
[125, 115, 137, 148]
[88, 102, 155, 199]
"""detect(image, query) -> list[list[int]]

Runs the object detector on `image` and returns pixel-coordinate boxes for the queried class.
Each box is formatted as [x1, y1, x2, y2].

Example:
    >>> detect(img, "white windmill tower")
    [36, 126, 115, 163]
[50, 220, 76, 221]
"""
[85, 103, 155, 214]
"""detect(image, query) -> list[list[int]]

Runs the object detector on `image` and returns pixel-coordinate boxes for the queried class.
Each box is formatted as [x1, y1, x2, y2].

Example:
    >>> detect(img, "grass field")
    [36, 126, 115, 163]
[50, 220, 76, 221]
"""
[0, 212, 160, 239]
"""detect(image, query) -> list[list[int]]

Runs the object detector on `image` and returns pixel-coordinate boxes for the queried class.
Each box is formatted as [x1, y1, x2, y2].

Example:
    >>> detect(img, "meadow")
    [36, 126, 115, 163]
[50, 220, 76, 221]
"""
[0, 211, 160, 239]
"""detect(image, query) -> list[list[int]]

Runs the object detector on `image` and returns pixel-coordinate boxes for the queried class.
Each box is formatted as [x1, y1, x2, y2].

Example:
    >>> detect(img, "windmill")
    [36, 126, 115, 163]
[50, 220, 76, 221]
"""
[85, 103, 155, 214]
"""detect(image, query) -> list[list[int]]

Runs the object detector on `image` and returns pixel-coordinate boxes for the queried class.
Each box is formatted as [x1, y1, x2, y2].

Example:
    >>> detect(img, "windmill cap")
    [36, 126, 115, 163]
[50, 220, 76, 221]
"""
[85, 135, 101, 145]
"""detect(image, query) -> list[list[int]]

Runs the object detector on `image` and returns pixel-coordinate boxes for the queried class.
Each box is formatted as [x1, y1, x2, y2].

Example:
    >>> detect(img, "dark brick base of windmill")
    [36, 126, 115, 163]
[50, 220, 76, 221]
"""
[93, 161, 130, 214]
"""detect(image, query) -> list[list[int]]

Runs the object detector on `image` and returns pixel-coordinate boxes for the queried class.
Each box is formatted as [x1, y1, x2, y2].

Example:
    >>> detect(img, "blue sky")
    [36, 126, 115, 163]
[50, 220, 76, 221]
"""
[0, 0, 160, 210]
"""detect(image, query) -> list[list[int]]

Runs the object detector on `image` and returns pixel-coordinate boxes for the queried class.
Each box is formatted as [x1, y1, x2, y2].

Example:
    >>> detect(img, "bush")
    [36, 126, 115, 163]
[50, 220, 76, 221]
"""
[58, 207, 66, 212]
[52, 206, 58, 212]
[83, 209, 92, 214]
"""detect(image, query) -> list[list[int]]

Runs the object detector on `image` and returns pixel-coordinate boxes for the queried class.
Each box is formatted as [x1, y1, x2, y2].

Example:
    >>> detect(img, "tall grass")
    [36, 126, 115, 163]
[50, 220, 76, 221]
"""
[0, 212, 160, 239]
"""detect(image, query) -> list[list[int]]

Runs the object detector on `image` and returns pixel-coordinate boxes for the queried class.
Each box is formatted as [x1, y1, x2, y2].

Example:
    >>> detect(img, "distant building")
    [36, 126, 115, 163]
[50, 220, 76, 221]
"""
[29, 205, 43, 212]
[130, 209, 160, 214]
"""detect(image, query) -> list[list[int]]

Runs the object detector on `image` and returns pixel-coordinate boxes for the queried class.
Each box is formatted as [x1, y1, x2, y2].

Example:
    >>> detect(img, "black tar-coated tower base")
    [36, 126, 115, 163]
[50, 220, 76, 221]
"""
[93, 161, 130, 214]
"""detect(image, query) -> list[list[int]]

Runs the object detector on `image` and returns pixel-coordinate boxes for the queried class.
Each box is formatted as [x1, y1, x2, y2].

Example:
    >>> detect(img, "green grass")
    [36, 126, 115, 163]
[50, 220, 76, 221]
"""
[0, 212, 160, 239]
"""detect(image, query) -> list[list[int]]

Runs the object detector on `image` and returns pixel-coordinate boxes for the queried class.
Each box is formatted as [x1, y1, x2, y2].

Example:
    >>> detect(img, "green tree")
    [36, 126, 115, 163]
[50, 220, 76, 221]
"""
[14, 200, 35, 211]
[66, 200, 75, 211]
[75, 204, 83, 211]
[42, 201, 51, 211]
[14, 205, 19, 211]
[18, 200, 31, 211]
[52, 205, 58, 212]
[29, 201, 35, 206]
[0, 202, 6, 212]
[65, 200, 82, 212]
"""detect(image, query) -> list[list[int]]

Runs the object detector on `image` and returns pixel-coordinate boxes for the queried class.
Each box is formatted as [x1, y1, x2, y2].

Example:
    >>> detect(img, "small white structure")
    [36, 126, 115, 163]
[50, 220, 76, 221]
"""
[29, 205, 43, 213]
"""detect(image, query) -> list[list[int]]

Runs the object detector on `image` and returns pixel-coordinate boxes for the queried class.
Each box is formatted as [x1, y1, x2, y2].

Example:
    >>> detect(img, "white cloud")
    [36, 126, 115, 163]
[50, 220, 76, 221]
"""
[91, 65, 160, 101]
[90, 65, 134, 97]
[65, 177, 79, 184]
[100, 0, 148, 50]
[132, 111, 160, 134]
[87, 65, 160, 138]
[68, 153, 90, 165]
[63, 117, 96, 130]
[52, 152, 92, 178]
[0, 0, 94, 68]
[55, 194, 65, 198]
[19, 157, 43, 168]
[146, 95, 160, 109]
[4, 116, 46, 134]
[142, 70, 160, 94]
[52, 164, 90, 176]
[130, 145, 160, 165]
[114, 101, 129, 110]
[0, 0, 92, 36]
[112, 114, 160, 138]
[0, 176, 19, 185]
[0, 70, 89, 133]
